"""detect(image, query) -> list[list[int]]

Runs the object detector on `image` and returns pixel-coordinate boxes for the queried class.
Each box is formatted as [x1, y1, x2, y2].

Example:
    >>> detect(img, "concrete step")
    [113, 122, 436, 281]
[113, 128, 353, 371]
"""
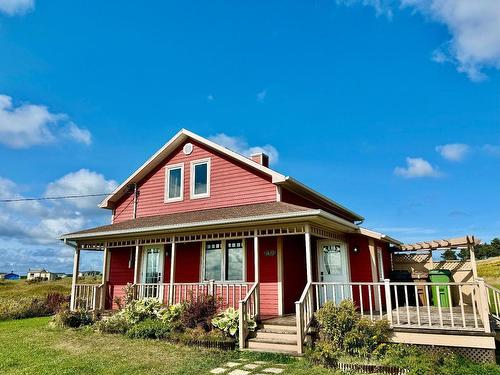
[261, 324, 297, 334]
[254, 332, 297, 345]
[247, 340, 298, 355]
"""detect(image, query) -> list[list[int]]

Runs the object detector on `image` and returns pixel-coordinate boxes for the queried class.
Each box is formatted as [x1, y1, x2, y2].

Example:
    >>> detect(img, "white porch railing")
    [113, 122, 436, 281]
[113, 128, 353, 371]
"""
[486, 283, 500, 321]
[239, 282, 259, 349]
[135, 283, 169, 301]
[72, 284, 105, 311]
[295, 280, 492, 354]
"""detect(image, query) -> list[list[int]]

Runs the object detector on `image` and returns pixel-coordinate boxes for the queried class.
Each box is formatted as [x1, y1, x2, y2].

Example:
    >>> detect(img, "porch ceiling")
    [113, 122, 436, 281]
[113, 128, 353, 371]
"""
[60, 201, 358, 241]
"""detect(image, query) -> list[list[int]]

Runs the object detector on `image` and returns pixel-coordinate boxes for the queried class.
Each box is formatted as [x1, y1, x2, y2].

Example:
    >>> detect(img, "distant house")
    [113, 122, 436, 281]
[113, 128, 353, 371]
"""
[0, 273, 6, 280]
[78, 270, 102, 278]
[27, 268, 56, 281]
[4, 272, 20, 280]
[56, 273, 68, 278]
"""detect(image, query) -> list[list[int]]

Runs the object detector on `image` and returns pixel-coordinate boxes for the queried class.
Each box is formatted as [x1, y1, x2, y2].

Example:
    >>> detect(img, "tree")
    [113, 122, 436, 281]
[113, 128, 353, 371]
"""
[442, 248, 458, 260]
[474, 238, 500, 260]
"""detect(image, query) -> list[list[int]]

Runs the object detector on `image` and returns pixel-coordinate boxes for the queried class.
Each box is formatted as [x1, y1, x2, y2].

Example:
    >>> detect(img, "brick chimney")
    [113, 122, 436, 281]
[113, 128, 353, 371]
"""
[251, 153, 269, 167]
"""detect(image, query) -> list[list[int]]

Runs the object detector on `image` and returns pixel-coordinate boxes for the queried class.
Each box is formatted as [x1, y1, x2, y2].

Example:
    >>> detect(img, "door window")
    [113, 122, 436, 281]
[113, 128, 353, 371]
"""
[322, 244, 343, 276]
[144, 247, 161, 283]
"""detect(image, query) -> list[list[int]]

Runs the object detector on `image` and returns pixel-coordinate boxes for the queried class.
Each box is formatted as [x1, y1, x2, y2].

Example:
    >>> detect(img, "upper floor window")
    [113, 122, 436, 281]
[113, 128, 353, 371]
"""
[191, 158, 211, 199]
[165, 163, 184, 202]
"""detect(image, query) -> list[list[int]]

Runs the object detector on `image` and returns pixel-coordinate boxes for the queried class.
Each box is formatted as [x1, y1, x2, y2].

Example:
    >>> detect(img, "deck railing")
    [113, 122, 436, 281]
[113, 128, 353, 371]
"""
[72, 284, 105, 311]
[295, 280, 492, 354]
[133, 281, 251, 309]
[239, 282, 259, 349]
[486, 283, 500, 321]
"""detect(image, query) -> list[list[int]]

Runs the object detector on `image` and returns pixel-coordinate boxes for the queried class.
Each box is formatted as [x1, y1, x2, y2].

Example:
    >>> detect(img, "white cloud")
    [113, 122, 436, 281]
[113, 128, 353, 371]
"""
[0, 94, 92, 148]
[256, 89, 267, 103]
[337, 0, 500, 81]
[209, 133, 279, 164]
[435, 143, 469, 161]
[0, 0, 34, 15]
[394, 157, 441, 178]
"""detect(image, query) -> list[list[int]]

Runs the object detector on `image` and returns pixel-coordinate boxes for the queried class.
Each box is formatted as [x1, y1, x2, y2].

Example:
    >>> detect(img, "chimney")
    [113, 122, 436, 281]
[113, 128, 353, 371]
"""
[251, 153, 269, 167]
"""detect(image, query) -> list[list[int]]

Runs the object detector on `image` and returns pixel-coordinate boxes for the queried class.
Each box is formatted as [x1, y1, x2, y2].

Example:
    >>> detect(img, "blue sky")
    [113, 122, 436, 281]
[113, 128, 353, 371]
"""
[0, 0, 499, 274]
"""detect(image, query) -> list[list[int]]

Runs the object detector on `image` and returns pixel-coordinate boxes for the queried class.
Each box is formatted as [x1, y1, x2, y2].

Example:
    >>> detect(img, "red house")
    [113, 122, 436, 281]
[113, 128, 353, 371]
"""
[62, 129, 497, 359]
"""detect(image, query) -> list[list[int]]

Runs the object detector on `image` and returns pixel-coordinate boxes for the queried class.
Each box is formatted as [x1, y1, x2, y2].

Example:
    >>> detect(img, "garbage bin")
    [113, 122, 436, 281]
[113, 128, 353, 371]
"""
[411, 271, 429, 306]
[429, 270, 453, 307]
[390, 270, 415, 307]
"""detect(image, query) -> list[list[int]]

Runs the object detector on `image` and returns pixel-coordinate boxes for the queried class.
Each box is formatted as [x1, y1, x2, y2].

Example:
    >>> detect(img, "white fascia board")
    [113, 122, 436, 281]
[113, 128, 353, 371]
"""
[278, 176, 364, 221]
[99, 129, 286, 209]
[358, 227, 402, 245]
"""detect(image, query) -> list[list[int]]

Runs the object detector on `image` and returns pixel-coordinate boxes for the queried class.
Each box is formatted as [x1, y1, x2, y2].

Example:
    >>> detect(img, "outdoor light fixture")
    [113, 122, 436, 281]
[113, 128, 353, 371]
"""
[352, 246, 360, 254]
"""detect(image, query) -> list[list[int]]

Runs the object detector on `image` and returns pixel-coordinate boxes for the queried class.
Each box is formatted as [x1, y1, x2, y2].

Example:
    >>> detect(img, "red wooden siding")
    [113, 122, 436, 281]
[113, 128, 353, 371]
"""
[107, 247, 134, 309]
[174, 242, 201, 283]
[347, 235, 375, 311]
[282, 235, 307, 314]
[113, 140, 277, 223]
[163, 244, 171, 283]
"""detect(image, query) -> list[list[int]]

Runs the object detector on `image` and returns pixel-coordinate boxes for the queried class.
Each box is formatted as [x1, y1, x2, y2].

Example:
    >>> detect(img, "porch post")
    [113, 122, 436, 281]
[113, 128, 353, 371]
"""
[477, 278, 491, 333]
[305, 225, 312, 283]
[169, 241, 176, 305]
[101, 247, 109, 284]
[469, 244, 478, 279]
[99, 246, 109, 311]
[368, 239, 381, 311]
[70, 247, 80, 311]
[133, 244, 140, 284]
[254, 231, 260, 317]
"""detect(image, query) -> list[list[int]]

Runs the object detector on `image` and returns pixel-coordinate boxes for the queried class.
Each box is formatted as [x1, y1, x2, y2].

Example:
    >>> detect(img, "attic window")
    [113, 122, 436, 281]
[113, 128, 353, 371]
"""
[191, 158, 210, 199]
[165, 163, 184, 202]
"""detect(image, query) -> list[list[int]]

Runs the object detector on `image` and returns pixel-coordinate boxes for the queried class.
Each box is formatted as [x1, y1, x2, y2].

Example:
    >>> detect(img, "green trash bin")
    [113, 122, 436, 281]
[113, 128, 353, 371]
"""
[429, 270, 453, 307]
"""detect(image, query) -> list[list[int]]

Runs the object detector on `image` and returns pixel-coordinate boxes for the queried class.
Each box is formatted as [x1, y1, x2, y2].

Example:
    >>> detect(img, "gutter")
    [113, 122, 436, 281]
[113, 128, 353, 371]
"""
[61, 209, 358, 241]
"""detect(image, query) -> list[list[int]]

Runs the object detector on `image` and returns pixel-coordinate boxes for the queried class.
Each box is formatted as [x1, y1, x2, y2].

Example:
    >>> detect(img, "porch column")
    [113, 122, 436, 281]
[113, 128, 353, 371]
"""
[254, 232, 260, 317]
[133, 245, 140, 284]
[305, 225, 313, 283]
[169, 241, 176, 305]
[101, 247, 110, 284]
[368, 239, 381, 311]
[469, 244, 478, 279]
[70, 247, 80, 311]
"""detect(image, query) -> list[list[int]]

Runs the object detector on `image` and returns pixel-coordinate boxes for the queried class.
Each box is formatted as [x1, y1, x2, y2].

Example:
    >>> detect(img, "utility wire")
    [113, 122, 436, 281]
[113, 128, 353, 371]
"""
[0, 193, 112, 203]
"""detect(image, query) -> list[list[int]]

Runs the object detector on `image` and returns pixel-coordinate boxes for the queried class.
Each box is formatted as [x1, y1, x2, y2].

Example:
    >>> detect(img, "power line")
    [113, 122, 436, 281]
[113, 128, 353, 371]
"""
[0, 193, 112, 203]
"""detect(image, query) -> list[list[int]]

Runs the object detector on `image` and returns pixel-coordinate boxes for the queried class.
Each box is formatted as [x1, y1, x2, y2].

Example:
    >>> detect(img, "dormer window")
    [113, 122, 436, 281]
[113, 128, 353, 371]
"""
[191, 158, 210, 199]
[165, 163, 184, 202]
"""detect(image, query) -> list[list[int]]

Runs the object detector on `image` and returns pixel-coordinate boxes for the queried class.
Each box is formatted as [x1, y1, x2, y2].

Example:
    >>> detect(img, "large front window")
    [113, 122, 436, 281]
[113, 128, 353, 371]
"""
[203, 240, 244, 281]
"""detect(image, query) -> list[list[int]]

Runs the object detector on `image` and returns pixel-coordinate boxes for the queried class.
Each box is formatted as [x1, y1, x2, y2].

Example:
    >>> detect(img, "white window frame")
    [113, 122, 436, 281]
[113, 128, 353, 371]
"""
[200, 239, 246, 282]
[141, 245, 165, 284]
[376, 246, 385, 280]
[190, 158, 211, 199]
[164, 163, 184, 203]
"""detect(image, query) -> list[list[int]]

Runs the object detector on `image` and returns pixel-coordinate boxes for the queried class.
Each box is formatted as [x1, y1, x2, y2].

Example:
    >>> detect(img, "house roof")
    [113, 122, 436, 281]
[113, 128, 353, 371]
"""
[358, 227, 402, 246]
[61, 201, 359, 240]
[28, 268, 48, 273]
[98, 129, 363, 222]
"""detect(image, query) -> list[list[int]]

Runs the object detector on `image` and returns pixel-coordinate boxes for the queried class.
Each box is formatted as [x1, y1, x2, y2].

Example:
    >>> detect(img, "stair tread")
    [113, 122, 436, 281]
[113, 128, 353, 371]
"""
[249, 337, 298, 345]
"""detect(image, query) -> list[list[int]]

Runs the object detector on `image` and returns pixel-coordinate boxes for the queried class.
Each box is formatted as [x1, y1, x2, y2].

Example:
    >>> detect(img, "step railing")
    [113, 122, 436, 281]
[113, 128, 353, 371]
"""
[486, 282, 500, 321]
[238, 282, 259, 349]
[72, 284, 105, 311]
[295, 282, 313, 354]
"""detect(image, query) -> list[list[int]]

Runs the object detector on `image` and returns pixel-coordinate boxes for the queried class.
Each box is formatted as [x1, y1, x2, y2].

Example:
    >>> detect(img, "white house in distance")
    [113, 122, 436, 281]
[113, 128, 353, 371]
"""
[27, 268, 57, 281]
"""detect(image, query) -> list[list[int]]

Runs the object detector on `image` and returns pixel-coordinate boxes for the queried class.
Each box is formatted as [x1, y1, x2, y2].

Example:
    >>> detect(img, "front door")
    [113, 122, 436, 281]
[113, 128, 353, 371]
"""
[141, 246, 164, 298]
[317, 240, 350, 305]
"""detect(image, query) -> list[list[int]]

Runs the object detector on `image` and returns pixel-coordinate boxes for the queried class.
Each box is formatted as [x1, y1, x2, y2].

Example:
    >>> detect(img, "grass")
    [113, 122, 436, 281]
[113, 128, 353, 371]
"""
[0, 317, 335, 375]
[477, 256, 500, 289]
[0, 278, 72, 299]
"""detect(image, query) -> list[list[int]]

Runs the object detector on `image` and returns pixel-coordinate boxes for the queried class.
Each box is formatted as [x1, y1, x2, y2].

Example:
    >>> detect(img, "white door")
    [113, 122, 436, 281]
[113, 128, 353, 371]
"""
[317, 241, 350, 305]
[141, 246, 164, 299]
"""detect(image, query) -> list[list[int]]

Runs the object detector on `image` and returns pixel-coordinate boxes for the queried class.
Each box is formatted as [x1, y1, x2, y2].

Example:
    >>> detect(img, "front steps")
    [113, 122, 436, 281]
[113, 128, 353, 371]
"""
[246, 316, 299, 355]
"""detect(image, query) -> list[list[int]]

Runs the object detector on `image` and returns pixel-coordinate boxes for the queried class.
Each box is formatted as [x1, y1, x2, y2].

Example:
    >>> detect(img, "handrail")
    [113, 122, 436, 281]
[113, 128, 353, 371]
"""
[72, 283, 104, 311]
[295, 281, 314, 355]
[485, 283, 500, 321]
[238, 282, 259, 349]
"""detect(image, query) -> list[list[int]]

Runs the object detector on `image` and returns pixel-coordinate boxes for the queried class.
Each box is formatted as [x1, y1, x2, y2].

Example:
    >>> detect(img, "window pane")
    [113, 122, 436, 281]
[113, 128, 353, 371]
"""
[226, 240, 243, 281]
[205, 241, 221, 280]
[194, 163, 208, 195]
[145, 248, 161, 283]
[168, 168, 182, 199]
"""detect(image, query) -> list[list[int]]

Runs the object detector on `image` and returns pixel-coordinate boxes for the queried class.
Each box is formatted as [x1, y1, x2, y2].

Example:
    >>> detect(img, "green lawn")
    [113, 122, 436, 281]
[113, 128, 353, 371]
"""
[478, 256, 500, 289]
[0, 317, 334, 375]
[0, 278, 72, 299]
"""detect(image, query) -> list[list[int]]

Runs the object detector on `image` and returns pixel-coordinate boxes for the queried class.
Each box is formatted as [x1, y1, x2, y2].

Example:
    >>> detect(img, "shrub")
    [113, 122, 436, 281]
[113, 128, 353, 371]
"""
[211, 307, 256, 337]
[307, 339, 341, 367]
[177, 326, 236, 344]
[95, 314, 131, 334]
[126, 319, 172, 340]
[121, 298, 167, 324]
[0, 292, 69, 320]
[52, 309, 94, 328]
[311, 300, 390, 363]
[180, 295, 217, 331]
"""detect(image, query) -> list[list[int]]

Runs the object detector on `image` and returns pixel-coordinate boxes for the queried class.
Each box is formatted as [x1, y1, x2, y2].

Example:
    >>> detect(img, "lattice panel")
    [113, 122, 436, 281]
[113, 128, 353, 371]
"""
[415, 344, 496, 364]
[393, 253, 431, 264]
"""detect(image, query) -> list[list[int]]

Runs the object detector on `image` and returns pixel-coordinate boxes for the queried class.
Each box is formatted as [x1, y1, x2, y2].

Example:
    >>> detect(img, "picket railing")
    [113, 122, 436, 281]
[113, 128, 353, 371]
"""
[486, 283, 500, 321]
[239, 283, 259, 349]
[135, 283, 169, 301]
[295, 282, 314, 354]
[72, 284, 104, 311]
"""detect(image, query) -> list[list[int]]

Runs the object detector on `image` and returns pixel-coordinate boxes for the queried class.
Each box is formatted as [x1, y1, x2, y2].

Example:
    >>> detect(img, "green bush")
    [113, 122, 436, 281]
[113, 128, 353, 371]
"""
[0, 292, 69, 320]
[312, 300, 390, 362]
[211, 307, 256, 337]
[95, 313, 131, 334]
[52, 309, 94, 328]
[126, 319, 172, 340]
[121, 298, 168, 324]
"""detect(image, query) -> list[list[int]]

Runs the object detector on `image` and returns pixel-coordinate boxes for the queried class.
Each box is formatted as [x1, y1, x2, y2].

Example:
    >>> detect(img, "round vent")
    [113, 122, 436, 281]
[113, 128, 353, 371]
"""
[183, 142, 193, 155]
